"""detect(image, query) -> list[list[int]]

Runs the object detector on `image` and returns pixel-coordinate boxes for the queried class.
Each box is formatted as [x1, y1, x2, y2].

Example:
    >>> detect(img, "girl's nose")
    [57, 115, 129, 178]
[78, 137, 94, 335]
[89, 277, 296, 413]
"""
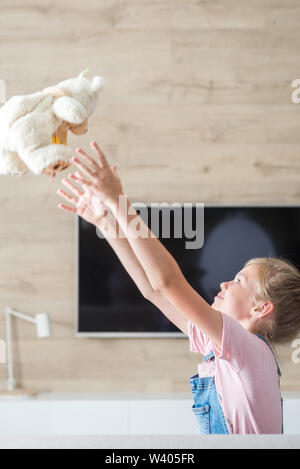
[220, 281, 229, 290]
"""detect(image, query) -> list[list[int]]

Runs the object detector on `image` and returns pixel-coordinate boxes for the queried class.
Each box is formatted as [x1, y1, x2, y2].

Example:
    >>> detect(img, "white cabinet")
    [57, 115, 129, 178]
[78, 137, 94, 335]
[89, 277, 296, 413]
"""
[0, 393, 196, 436]
[128, 399, 195, 434]
[0, 400, 129, 435]
[283, 397, 300, 434]
[0, 392, 299, 435]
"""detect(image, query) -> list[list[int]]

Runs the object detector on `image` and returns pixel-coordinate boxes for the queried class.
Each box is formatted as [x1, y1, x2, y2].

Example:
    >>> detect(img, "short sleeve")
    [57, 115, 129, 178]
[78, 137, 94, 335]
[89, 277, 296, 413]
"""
[211, 312, 254, 372]
[187, 319, 212, 355]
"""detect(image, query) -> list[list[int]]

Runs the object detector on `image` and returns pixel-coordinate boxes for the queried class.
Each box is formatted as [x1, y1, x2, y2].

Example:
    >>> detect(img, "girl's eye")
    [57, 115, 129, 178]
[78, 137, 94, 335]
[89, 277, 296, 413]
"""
[235, 278, 241, 284]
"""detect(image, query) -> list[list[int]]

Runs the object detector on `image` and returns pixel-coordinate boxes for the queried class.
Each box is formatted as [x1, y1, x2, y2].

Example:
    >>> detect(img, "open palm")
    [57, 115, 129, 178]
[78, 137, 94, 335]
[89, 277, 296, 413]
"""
[57, 171, 110, 229]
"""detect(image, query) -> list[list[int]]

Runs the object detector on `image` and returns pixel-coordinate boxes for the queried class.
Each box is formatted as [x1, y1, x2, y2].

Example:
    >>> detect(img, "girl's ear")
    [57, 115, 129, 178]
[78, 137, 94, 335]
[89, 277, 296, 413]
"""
[251, 301, 274, 320]
[53, 96, 88, 124]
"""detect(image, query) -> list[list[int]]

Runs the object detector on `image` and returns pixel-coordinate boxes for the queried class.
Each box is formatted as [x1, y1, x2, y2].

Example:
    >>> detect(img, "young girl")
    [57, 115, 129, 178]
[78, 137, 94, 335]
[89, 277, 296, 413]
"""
[57, 141, 300, 435]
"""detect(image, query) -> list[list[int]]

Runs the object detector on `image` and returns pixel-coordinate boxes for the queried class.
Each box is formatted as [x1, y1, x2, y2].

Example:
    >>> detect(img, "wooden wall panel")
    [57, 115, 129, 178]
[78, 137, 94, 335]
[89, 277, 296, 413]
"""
[0, 0, 300, 392]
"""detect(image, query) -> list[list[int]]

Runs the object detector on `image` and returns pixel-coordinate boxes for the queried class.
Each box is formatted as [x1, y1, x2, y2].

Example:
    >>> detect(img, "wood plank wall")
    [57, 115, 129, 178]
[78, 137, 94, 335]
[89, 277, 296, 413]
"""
[0, 0, 300, 392]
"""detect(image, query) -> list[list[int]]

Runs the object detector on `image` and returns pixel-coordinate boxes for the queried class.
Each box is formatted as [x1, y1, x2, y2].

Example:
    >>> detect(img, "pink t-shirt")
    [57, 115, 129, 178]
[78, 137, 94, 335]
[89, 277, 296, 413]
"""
[188, 312, 282, 434]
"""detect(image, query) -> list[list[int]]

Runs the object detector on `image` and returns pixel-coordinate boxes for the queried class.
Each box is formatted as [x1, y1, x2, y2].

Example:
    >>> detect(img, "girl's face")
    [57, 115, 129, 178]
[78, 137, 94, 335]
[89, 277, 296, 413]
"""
[211, 264, 259, 327]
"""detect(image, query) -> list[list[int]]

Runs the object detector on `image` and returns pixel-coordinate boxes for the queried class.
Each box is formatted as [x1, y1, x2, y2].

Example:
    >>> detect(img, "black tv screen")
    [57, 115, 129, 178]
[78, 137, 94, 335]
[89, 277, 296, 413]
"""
[76, 205, 300, 337]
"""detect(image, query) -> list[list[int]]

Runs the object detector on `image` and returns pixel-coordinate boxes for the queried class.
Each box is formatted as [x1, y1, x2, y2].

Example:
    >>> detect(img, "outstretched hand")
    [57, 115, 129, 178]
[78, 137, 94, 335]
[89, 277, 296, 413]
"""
[57, 171, 110, 228]
[70, 141, 123, 207]
[57, 141, 123, 227]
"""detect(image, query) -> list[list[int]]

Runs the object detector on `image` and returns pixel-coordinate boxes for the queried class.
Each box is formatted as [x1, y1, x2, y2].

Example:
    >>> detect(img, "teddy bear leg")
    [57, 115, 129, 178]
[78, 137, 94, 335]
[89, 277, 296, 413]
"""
[20, 144, 74, 175]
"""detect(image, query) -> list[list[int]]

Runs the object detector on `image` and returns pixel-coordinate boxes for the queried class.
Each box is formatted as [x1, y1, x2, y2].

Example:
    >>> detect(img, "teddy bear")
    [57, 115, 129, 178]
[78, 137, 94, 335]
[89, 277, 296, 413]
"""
[0, 69, 104, 179]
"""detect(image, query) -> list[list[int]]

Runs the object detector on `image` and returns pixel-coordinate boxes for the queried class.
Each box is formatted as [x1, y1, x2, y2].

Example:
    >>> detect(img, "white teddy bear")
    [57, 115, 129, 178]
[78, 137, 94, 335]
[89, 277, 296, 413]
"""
[0, 69, 104, 178]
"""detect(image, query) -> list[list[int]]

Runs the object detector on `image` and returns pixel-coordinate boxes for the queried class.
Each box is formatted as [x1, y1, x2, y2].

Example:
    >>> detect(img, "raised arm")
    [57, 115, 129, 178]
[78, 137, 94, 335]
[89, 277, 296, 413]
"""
[107, 194, 219, 342]
[69, 141, 222, 345]
[97, 210, 188, 335]
[57, 170, 188, 334]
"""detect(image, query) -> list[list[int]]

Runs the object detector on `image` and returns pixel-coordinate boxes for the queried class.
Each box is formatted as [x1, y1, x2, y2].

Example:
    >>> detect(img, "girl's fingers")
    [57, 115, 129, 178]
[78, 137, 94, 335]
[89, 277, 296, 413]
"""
[90, 141, 109, 168]
[75, 147, 100, 172]
[69, 171, 88, 183]
[57, 188, 79, 205]
[58, 203, 77, 213]
[72, 156, 97, 179]
[62, 176, 84, 197]
[69, 173, 93, 187]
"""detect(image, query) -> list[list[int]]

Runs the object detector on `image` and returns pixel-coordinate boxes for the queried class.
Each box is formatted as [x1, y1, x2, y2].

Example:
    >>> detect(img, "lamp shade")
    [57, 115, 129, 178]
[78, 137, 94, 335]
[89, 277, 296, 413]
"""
[35, 313, 51, 338]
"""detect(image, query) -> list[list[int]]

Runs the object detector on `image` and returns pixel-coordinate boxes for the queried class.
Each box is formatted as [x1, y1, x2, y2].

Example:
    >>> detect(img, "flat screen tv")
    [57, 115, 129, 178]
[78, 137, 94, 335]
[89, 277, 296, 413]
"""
[75, 205, 300, 337]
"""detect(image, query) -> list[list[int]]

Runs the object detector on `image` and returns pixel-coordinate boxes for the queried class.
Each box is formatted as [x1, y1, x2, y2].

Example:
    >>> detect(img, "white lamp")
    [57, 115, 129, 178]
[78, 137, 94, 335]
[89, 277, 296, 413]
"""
[1, 307, 52, 398]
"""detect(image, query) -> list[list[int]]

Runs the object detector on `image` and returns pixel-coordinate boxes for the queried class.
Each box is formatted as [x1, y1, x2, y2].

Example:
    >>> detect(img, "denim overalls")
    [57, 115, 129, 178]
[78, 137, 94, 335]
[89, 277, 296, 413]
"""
[189, 335, 283, 434]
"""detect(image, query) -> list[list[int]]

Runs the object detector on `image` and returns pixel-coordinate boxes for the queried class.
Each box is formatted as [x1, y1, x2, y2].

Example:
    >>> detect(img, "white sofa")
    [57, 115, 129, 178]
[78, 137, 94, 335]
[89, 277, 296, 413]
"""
[0, 434, 299, 449]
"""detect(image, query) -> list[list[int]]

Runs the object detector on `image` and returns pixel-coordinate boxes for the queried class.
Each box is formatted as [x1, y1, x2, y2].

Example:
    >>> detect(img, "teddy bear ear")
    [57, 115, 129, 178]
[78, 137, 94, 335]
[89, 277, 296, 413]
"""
[92, 76, 105, 92]
[53, 96, 88, 124]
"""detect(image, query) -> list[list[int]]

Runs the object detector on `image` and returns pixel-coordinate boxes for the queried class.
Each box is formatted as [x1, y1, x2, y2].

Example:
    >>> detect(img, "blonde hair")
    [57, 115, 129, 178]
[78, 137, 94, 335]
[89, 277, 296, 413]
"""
[244, 257, 300, 344]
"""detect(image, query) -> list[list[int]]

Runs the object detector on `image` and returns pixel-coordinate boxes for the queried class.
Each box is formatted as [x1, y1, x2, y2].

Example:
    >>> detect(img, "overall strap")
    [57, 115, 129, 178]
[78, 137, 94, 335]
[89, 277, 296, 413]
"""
[204, 350, 215, 361]
[256, 334, 281, 378]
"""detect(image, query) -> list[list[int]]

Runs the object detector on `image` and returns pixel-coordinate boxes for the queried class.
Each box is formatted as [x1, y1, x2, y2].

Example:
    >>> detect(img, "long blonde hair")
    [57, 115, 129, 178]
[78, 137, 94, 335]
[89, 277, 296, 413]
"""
[244, 257, 300, 344]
